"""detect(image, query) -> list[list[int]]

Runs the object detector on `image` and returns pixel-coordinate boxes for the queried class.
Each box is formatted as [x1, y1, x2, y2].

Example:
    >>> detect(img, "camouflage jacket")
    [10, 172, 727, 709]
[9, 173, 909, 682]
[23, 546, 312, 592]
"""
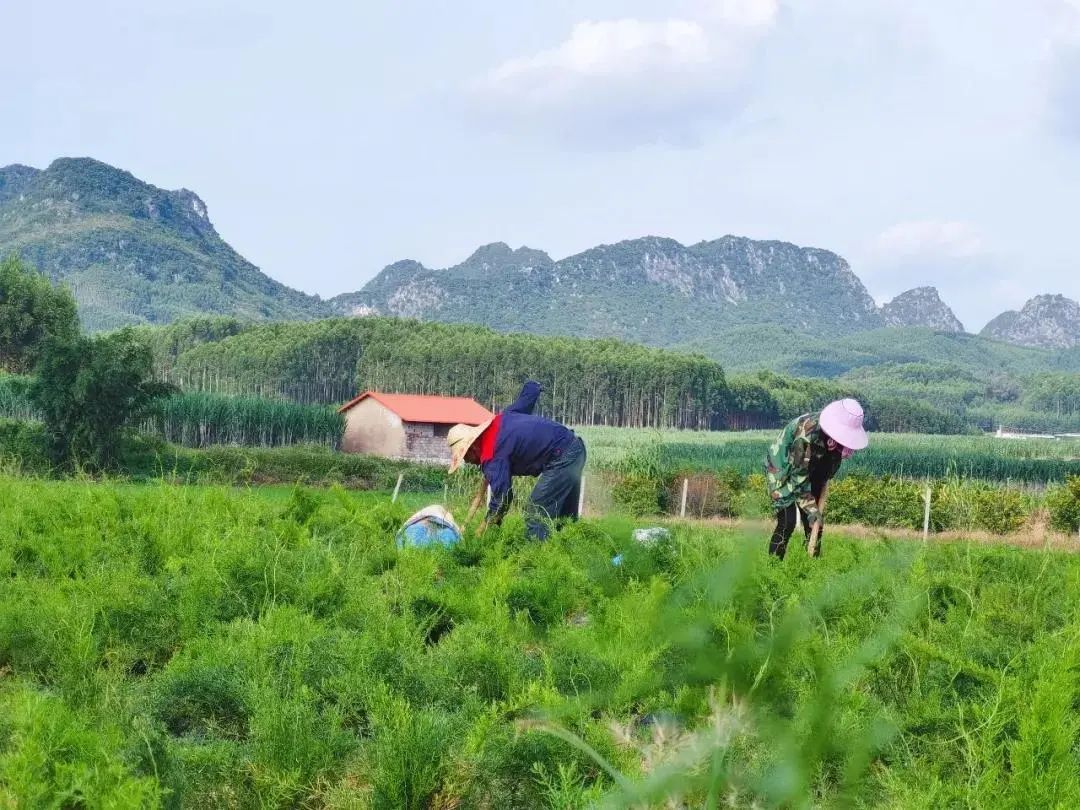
[764, 412, 842, 525]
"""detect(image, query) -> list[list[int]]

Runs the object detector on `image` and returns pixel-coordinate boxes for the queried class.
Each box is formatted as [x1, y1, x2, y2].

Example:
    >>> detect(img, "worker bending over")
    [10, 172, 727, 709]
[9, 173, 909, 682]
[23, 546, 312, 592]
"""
[764, 398, 868, 559]
[447, 381, 586, 540]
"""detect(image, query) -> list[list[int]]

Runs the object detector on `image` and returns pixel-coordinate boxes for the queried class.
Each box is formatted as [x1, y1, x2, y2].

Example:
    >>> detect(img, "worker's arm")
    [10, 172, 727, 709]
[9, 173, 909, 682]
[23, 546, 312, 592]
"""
[480, 457, 513, 524]
[785, 433, 818, 524]
[465, 478, 488, 525]
[505, 380, 541, 415]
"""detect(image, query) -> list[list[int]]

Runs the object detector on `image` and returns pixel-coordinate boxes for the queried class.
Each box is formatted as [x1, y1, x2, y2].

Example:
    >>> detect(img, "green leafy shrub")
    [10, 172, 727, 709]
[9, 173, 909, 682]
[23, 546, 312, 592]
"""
[0, 418, 49, 473]
[30, 328, 174, 469]
[742, 471, 773, 518]
[0, 254, 80, 374]
[826, 474, 926, 529]
[933, 479, 1033, 534]
[827, 474, 1033, 534]
[612, 474, 665, 516]
[1047, 476, 1080, 534]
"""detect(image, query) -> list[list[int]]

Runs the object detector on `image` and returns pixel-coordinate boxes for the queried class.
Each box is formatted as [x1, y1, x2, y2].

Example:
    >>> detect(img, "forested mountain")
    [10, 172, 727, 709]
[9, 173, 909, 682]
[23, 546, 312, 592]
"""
[329, 237, 885, 344]
[0, 158, 323, 331]
[981, 294, 1080, 349]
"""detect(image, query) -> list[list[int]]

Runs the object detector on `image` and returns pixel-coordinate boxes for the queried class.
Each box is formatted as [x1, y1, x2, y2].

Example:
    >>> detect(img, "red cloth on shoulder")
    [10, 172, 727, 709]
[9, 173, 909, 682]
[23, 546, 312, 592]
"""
[477, 413, 503, 463]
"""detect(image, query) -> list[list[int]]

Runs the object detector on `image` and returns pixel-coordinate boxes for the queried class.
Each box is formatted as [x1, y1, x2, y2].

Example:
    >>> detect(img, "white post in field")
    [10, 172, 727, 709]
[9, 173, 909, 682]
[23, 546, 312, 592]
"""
[922, 484, 932, 541]
[578, 476, 586, 517]
[391, 473, 404, 503]
[680, 478, 689, 519]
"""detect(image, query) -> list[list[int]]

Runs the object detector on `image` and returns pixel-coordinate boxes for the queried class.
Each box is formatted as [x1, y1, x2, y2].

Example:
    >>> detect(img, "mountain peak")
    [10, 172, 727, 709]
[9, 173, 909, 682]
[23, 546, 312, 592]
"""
[0, 164, 42, 204]
[0, 156, 322, 330]
[981, 294, 1080, 349]
[3, 157, 221, 241]
[451, 242, 553, 277]
[880, 286, 964, 332]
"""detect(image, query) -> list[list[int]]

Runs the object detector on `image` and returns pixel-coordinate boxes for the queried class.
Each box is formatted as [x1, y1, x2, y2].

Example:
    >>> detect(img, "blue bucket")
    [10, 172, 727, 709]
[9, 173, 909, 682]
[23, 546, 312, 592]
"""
[396, 515, 462, 548]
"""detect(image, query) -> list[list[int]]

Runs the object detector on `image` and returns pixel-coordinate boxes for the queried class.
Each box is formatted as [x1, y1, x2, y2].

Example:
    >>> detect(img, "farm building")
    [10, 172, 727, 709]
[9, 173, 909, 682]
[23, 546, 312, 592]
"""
[337, 391, 493, 463]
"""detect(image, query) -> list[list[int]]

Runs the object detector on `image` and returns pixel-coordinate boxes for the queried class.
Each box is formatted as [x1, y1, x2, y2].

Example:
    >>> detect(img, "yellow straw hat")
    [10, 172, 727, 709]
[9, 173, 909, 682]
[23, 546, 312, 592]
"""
[447, 419, 492, 473]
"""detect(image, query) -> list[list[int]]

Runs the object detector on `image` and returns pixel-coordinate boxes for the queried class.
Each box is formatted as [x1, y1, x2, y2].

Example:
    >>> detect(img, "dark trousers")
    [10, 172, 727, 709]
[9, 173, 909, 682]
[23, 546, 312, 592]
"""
[768, 504, 823, 559]
[768, 480, 826, 559]
[526, 437, 586, 540]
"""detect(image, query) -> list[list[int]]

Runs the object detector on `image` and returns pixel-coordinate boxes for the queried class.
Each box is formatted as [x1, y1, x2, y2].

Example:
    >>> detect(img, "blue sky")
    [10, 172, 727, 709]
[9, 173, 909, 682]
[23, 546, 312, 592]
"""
[5, 0, 1080, 330]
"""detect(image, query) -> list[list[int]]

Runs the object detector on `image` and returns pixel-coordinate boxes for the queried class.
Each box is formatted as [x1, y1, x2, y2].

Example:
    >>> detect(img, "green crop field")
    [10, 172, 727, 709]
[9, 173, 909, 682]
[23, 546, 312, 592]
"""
[580, 427, 1080, 484]
[2, 477, 1080, 808]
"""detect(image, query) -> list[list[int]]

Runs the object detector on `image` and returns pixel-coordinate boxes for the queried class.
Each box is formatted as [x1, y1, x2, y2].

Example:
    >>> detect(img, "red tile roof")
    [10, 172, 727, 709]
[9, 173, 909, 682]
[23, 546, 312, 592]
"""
[338, 391, 493, 425]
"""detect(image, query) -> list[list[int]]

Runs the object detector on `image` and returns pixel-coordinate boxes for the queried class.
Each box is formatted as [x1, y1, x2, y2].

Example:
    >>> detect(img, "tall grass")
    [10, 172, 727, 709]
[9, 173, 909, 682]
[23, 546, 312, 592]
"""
[145, 392, 344, 449]
[0, 373, 36, 422]
[1, 479, 1079, 806]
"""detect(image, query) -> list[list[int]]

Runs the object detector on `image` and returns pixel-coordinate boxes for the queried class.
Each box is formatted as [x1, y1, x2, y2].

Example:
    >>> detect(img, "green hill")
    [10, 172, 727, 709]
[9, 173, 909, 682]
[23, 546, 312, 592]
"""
[0, 158, 325, 331]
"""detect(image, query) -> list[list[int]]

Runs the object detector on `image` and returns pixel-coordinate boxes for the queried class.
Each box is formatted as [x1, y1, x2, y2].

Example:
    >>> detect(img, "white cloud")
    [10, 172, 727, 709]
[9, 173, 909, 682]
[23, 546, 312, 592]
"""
[695, 0, 780, 27]
[872, 220, 985, 260]
[860, 221, 1016, 330]
[470, 11, 777, 146]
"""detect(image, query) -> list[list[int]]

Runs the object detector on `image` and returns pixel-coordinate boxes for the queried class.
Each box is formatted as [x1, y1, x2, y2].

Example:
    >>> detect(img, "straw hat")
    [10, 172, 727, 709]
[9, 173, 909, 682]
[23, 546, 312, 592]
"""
[819, 398, 869, 450]
[447, 419, 492, 473]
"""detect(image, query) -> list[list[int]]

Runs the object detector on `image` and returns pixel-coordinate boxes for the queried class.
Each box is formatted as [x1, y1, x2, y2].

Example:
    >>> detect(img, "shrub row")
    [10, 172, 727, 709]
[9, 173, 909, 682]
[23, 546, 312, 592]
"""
[0, 424, 445, 491]
[610, 467, 1078, 536]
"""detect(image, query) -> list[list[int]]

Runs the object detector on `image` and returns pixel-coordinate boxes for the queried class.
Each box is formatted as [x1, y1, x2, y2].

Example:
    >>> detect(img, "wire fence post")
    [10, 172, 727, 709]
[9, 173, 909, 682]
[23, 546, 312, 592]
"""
[443, 481, 448, 505]
[391, 473, 403, 503]
[922, 483, 931, 541]
[680, 478, 689, 519]
[578, 475, 586, 517]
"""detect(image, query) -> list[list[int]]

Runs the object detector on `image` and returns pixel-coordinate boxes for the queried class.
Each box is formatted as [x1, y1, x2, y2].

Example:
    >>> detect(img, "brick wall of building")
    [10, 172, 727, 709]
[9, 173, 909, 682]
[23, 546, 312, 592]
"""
[403, 422, 452, 463]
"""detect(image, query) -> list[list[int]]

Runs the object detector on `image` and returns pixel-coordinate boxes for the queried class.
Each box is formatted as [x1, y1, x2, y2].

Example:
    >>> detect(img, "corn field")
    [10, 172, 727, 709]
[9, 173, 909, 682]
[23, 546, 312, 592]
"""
[144, 392, 344, 449]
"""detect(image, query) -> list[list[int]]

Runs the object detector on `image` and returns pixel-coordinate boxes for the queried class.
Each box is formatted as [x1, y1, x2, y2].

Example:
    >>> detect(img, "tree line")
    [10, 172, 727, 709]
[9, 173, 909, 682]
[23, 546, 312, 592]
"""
[152, 317, 730, 430]
[144, 315, 1071, 435]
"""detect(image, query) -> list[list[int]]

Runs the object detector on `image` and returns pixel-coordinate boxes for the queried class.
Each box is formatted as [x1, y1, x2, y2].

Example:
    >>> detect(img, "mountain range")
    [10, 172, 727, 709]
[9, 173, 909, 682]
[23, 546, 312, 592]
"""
[2, 157, 1078, 354]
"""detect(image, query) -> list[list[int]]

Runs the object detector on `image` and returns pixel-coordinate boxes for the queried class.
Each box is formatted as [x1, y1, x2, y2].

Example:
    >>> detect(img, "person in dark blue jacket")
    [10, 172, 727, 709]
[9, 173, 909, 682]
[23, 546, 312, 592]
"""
[447, 381, 586, 539]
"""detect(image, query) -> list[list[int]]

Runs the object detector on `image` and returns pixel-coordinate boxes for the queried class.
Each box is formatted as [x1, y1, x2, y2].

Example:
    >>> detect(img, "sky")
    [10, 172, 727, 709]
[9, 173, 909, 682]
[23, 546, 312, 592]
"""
[5, 0, 1080, 331]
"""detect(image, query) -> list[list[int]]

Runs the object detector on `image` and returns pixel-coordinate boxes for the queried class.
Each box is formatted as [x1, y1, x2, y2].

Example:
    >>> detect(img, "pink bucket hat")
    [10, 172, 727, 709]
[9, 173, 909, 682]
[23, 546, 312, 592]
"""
[819, 398, 869, 451]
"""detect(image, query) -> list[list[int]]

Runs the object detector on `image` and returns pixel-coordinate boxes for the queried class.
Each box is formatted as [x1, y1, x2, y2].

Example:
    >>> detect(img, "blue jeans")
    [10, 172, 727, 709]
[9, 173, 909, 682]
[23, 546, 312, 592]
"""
[526, 437, 586, 540]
